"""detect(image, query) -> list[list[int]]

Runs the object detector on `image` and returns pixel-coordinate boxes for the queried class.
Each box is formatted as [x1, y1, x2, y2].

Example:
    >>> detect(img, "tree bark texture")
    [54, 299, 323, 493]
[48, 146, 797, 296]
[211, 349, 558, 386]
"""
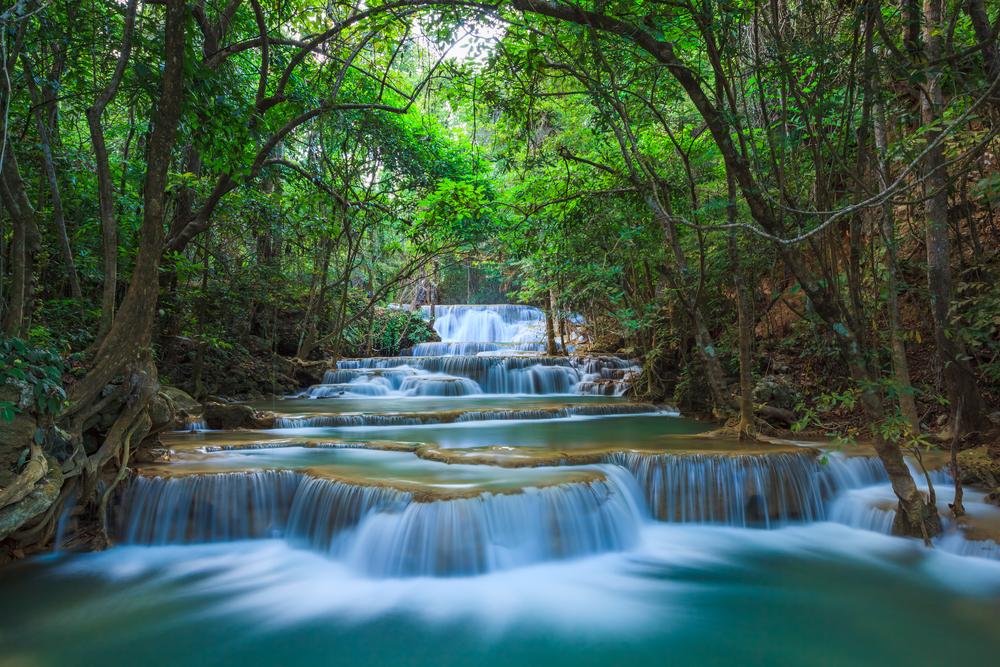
[922, 0, 989, 433]
[66, 0, 186, 410]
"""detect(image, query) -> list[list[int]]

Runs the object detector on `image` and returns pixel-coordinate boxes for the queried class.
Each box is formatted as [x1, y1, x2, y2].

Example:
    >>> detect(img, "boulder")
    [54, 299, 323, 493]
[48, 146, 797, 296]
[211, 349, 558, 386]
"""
[291, 362, 324, 387]
[957, 446, 1000, 488]
[203, 402, 257, 430]
[752, 376, 801, 411]
[161, 386, 199, 412]
[147, 391, 175, 435]
[250, 413, 276, 429]
[132, 436, 168, 464]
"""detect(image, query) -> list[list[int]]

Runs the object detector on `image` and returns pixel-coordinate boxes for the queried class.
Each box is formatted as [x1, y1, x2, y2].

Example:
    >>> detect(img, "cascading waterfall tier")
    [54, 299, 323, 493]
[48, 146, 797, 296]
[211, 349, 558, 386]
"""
[321, 354, 636, 396]
[606, 451, 830, 526]
[272, 403, 662, 428]
[402, 342, 549, 356]
[119, 471, 302, 544]
[346, 467, 642, 577]
[118, 466, 644, 576]
[417, 304, 548, 344]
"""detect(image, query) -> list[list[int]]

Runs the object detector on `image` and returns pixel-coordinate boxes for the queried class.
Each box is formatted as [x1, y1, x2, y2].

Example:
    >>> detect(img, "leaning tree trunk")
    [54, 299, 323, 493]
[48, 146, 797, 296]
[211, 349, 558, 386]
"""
[86, 0, 139, 349]
[65, 0, 185, 407]
[2, 0, 188, 554]
[874, 104, 921, 436]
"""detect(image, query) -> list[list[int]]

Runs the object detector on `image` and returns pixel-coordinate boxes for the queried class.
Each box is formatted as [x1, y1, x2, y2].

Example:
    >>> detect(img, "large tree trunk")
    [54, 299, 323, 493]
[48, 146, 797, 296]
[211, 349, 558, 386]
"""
[5, 0, 190, 552]
[922, 0, 989, 435]
[65, 0, 186, 410]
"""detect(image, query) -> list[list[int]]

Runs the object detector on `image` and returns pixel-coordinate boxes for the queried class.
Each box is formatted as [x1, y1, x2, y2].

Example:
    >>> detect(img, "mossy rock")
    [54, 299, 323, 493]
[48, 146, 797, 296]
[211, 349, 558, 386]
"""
[161, 386, 199, 412]
[203, 402, 257, 430]
[957, 446, 1000, 488]
[752, 376, 801, 412]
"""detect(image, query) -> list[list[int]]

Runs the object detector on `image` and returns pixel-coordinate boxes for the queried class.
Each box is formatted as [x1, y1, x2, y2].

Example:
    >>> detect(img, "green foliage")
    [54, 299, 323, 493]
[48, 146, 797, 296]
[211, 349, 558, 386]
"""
[355, 308, 438, 357]
[954, 277, 1000, 387]
[0, 335, 76, 422]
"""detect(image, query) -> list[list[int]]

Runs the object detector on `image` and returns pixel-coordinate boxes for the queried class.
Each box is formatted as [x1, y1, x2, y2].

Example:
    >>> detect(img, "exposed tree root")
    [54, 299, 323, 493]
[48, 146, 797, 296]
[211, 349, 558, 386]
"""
[95, 411, 150, 548]
[0, 442, 47, 510]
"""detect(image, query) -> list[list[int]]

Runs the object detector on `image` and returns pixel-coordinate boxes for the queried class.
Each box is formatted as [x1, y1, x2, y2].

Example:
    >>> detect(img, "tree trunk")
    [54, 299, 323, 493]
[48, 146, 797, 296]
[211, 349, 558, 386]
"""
[922, 0, 989, 434]
[86, 0, 139, 349]
[875, 104, 921, 437]
[188, 237, 211, 399]
[901, 0, 921, 55]
[648, 194, 734, 418]
[545, 289, 558, 356]
[0, 146, 41, 336]
[965, 0, 1000, 83]
[24, 67, 82, 302]
[297, 238, 333, 359]
[726, 171, 755, 439]
[65, 0, 186, 410]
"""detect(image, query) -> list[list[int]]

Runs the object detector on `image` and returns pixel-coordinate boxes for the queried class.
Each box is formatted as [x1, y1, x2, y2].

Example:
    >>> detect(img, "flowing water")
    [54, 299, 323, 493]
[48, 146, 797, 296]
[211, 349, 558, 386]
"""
[2, 304, 999, 666]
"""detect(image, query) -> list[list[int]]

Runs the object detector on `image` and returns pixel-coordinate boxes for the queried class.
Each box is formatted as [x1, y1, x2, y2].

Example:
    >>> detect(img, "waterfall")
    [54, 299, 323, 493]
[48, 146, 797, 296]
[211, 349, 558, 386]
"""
[345, 467, 644, 577]
[606, 451, 826, 526]
[117, 466, 645, 576]
[285, 477, 411, 556]
[317, 352, 640, 397]
[421, 305, 546, 343]
[273, 403, 662, 428]
[405, 342, 503, 356]
[119, 471, 302, 544]
[397, 375, 483, 397]
[185, 416, 207, 431]
[826, 488, 896, 534]
[816, 452, 889, 496]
